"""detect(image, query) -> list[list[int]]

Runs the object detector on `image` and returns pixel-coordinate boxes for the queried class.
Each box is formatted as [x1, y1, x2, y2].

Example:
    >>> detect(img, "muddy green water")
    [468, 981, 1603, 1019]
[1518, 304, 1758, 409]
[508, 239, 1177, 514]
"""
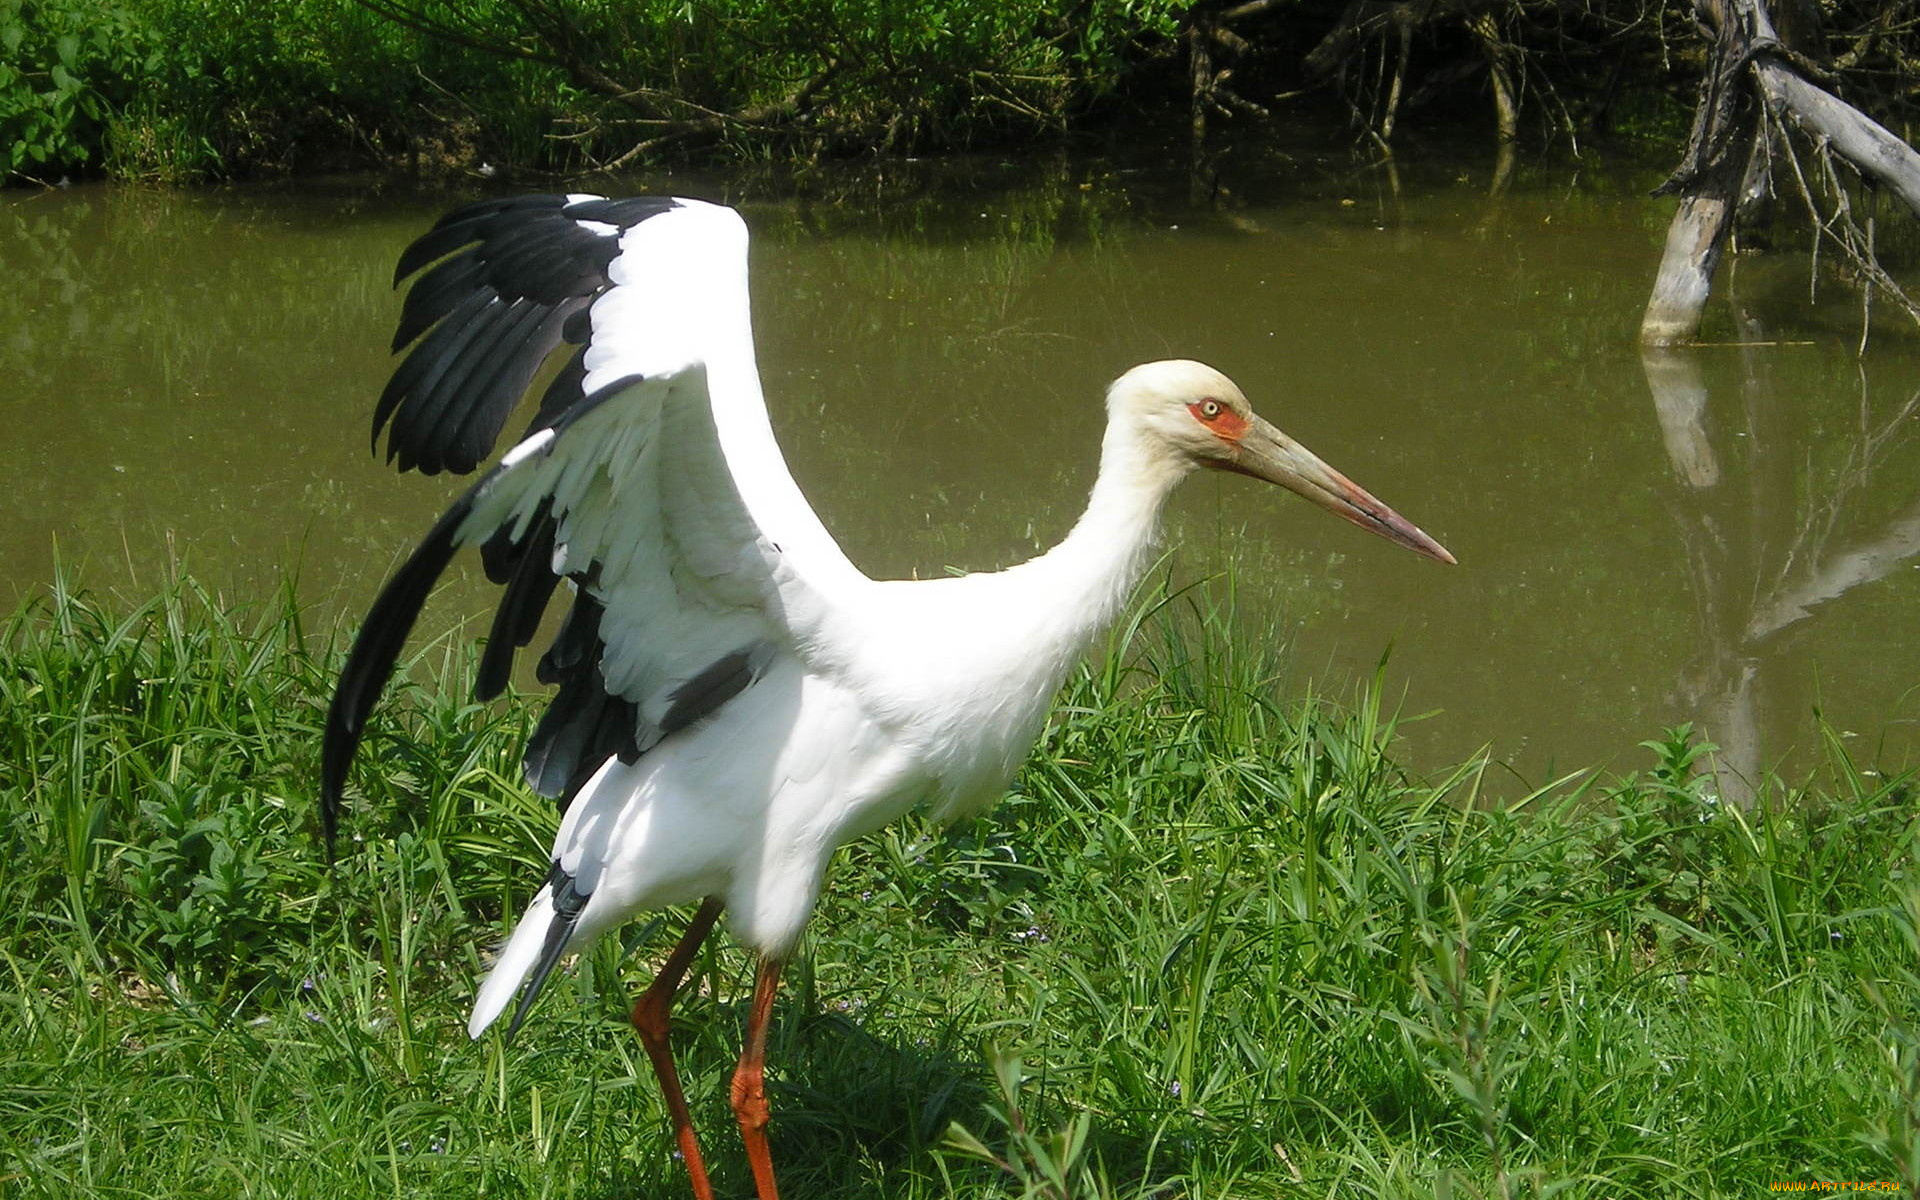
[7, 152, 1919, 794]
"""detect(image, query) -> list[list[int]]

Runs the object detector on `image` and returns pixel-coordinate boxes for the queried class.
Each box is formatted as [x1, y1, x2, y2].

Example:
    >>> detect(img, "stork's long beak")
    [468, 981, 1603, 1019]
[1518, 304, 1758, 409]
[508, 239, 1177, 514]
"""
[1214, 416, 1457, 564]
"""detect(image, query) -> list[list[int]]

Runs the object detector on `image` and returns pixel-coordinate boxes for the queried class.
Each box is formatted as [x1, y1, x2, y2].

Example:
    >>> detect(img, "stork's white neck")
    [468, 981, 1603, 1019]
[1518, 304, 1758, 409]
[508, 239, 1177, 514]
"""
[1019, 417, 1195, 653]
[889, 418, 1193, 825]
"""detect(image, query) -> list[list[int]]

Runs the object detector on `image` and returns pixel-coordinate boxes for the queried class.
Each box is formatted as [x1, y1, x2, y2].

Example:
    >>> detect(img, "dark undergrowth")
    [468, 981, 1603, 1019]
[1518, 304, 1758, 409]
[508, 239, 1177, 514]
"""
[3, 0, 1189, 184]
[3, 572, 1918, 1196]
[11, 1, 1920, 187]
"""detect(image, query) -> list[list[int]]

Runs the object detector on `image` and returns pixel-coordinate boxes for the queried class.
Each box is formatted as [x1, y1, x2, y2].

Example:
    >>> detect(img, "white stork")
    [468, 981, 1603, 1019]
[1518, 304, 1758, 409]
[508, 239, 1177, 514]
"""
[321, 194, 1454, 1200]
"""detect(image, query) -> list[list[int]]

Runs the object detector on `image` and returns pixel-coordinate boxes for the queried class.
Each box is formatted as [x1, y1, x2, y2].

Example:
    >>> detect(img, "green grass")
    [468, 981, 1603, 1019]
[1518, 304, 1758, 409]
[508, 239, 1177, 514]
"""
[3, 573, 1918, 1197]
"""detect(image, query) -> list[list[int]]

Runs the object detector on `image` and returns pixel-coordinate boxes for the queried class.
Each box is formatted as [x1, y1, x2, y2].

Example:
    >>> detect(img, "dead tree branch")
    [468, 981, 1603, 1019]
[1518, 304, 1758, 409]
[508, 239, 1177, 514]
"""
[1641, 0, 1920, 347]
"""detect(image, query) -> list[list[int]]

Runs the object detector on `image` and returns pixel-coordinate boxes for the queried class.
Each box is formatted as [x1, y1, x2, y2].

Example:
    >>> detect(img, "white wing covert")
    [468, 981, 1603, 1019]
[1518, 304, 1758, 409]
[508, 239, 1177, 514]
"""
[322, 195, 854, 842]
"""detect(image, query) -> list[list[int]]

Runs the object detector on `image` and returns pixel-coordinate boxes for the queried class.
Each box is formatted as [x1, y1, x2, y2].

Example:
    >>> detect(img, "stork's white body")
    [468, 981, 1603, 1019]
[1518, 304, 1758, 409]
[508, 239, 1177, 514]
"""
[382, 200, 1174, 1035]
[326, 192, 1450, 1198]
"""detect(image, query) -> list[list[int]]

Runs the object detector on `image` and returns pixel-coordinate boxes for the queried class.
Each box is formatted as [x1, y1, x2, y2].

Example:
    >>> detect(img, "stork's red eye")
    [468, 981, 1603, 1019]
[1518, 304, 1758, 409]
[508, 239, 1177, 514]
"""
[1188, 397, 1248, 440]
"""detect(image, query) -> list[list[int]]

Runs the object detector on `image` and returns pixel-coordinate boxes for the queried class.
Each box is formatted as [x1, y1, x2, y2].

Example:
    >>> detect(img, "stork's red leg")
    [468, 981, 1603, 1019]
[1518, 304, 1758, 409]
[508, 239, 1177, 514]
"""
[631, 897, 725, 1200]
[731, 956, 786, 1200]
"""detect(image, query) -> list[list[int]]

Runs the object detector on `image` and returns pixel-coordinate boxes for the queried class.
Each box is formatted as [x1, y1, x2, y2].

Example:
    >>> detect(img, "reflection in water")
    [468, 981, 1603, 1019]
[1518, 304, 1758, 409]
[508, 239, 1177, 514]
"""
[1643, 339, 1920, 805]
[5, 151, 1918, 785]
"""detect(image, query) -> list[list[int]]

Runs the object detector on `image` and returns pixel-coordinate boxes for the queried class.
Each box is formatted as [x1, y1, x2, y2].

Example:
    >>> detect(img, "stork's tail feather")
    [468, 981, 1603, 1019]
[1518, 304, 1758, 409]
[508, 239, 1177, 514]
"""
[468, 866, 591, 1040]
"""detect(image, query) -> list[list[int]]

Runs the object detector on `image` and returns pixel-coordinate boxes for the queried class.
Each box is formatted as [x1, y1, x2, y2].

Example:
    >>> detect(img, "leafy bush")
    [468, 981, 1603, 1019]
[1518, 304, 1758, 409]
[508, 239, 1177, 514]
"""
[0, 0, 156, 178]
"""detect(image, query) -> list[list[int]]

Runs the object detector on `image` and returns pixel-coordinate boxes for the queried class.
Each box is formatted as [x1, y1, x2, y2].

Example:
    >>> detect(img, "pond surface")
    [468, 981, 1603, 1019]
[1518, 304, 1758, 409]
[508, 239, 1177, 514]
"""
[7, 144, 1920, 795]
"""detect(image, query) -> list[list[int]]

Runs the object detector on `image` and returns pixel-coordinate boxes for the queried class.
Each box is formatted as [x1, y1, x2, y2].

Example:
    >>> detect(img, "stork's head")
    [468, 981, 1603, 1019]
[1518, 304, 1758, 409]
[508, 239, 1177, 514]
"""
[1108, 359, 1455, 564]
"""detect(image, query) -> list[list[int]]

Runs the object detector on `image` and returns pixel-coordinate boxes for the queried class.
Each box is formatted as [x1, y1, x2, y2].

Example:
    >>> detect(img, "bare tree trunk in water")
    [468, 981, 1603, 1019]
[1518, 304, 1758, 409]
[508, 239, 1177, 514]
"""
[1641, 0, 1920, 346]
[1642, 177, 1752, 346]
[1641, 0, 1760, 346]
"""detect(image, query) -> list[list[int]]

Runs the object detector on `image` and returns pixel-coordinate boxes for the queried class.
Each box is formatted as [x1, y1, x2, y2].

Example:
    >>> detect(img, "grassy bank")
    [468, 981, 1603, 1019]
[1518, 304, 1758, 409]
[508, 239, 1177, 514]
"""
[3, 575, 1918, 1197]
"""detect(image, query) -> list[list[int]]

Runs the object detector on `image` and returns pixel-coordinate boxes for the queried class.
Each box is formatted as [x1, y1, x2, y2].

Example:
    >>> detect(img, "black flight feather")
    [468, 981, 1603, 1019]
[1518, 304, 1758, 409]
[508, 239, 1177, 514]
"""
[391, 194, 571, 283]
[537, 590, 605, 686]
[475, 511, 562, 702]
[376, 287, 500, 462]
[661, 645, 770, 736]
[321, 462, 500, 847]
[523, 674, 619, 799]
[565, 196, 678, 228]
[376, 195, 676, 477]
[442, 303, 582, 473]
[533, 345, 590, 431]
[392, 250, 489, 351]
[324, 374, 642, 845]
[403, 297, 543, 471]
[503, 862, 591, 1041]
[488, 222, 615, 303]
[390, 214, 491, 287]
[479, 496, 553, 584]
[393, 296, 539, 473]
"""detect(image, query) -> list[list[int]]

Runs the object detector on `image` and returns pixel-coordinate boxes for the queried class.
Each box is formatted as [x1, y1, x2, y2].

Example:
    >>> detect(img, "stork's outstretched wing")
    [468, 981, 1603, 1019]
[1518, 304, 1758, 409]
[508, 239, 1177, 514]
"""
[322, 195, 861, 842]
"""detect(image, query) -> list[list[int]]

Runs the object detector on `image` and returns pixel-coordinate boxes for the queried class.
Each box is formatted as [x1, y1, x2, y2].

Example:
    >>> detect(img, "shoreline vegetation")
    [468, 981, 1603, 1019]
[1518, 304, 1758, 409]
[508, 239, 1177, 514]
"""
[7, 1, 1920, 187]
[3, 573, 1917, 1196]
